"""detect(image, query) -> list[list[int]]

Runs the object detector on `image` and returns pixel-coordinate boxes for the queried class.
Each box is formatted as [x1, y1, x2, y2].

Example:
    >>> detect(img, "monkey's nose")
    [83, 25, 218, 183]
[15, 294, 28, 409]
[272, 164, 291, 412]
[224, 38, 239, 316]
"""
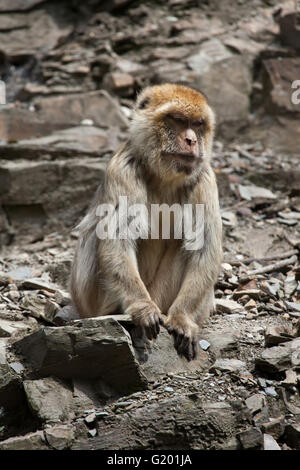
[185, 137, 196, 147]
[184, 128, 197, 147]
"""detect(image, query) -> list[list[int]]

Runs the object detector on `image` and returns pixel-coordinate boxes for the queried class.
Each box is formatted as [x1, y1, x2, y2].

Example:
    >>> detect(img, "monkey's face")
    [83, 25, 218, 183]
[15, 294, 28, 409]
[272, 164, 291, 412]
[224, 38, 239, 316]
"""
[131, 83, 215, 181]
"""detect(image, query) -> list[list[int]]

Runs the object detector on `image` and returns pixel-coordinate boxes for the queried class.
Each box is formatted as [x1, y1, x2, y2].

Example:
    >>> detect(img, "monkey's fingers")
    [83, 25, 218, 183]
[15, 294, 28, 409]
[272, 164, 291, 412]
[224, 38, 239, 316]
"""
[174, 333, 199, 361]
[130, 325, 151, 348]
[177, 335, 190, 357]
[143, 313, 161, 340]
[174, 330, 184, 351]
[191, 338, 198, 360]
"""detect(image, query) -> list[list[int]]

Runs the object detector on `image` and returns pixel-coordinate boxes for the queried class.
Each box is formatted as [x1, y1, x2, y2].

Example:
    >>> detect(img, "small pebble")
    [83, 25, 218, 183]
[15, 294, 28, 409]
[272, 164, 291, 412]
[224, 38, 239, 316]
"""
[10, 362, 24, 373]
[85, 413, 96, 424]
[265, 386, 277, 398]
[164, 386, 174, 393]
[199, 339, 211, 351]
[114, 401, 133, 408]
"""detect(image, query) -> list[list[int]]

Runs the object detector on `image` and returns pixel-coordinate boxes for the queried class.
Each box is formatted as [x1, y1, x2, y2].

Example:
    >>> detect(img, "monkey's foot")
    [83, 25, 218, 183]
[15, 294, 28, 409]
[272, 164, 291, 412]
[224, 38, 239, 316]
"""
[126, 300, 164, 341]
[164, 313, 199, 361]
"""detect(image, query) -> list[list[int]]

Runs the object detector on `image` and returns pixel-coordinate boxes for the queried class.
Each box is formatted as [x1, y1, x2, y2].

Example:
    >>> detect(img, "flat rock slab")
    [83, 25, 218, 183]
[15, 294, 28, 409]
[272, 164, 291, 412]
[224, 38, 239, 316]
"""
[44, 424, 75, 450]
[255, 338, 300, 374]
[73, 315, 209, 380]
[72, 396, 240, 450]
[135, 329, 209, 380]
[0, 431, 48, 450]
[24, 377, 75, 423]
[14, 317, 148, 395]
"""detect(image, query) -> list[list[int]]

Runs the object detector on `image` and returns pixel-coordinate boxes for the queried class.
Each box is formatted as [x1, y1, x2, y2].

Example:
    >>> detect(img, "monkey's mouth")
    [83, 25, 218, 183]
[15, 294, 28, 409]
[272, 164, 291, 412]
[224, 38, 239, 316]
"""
[162, 151, 201, 165]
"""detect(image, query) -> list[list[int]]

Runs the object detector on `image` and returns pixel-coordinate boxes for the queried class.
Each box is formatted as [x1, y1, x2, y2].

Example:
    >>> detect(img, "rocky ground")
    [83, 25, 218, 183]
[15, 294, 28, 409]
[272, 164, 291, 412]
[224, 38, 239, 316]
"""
[0, 0, 300, 451]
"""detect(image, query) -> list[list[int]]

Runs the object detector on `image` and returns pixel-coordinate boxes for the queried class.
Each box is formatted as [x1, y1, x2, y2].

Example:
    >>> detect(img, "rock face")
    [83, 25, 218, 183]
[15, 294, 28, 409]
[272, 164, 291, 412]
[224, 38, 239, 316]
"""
[14, 317, 148, 394]
[0, 0, 300, 452]
[262, 58, 300, 115]
[0, 431, 48, 450]
[72, 397, 241, 450]
[0, 364, 24, 408]
[0, 157, 108, 234]
[24, 377, 75, 423]
[255, 338, 300, 374]
[34, 91, 129, 131]
[133, 329, 209, 380]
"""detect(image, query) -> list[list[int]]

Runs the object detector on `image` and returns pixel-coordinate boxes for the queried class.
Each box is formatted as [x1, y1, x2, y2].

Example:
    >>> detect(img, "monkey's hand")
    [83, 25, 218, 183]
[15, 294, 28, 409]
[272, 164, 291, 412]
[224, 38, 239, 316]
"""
[126, 300, 164, 341]
[164, 313, 199, 361]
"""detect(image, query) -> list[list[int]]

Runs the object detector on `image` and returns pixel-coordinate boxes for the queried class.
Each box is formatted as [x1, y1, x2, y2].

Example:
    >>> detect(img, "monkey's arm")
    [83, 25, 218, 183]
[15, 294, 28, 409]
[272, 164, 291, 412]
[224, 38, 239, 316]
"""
[99, 239, 163, 340]
[96, 154, 164, 340]
[165, 174, 223, 360]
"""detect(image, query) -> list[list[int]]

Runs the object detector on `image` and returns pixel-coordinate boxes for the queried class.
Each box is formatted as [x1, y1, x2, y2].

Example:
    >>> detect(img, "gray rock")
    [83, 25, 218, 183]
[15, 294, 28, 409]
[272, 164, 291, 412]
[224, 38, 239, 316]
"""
[21, 293, 47, 320]
[255, 338, 300, 374]
[0, 318, 32, 337]
[285, 302, 300, 313]
[18, 126, 120, 154]
[72, 397, 241, 450]
[245, 394, 266, 415]
[261, 417, 285, 440]
[282, 424, 300, 450]
[263, 433, 281, 450]
[203, 330, 239, 357]
[9, 362, 25, 373]
[210, 359, 247, 373]
[233, 289, 262, 300]
[262, 57, 300, 115]
[14, 318, 148, 395]
[0, 0, 47, 12]
[0, 158, 108, 236]
[192, 54, 252, 128]
[238, 184, 277, 201]
[23, 377, 75, 423]
[199, 339, 210, 351]
[215, 299, 244, 314]
[84, 413, 96, 424]
[54, 291, 71, 307]
[218, 436, 241, 450]
[0, 431, 48, 450]
[0, 363, 23, 408]
[237, 427, 263, 450]
[35, 90, 128, 130]
[73, 378, 101, 416]
[187, 38, 232, 74]
[0, 9, 72, 59]
[264, 325, 294, 347]
[265, 386, 277, 398]
[132, 328, 209, 380]
[0, 338, 8, 363]
[44, 425, 75, 450]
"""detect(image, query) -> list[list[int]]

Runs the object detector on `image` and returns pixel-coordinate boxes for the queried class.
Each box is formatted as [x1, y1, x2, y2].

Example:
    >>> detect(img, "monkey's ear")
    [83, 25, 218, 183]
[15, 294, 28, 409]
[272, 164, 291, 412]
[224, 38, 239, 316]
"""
[138, 97, 150, 110]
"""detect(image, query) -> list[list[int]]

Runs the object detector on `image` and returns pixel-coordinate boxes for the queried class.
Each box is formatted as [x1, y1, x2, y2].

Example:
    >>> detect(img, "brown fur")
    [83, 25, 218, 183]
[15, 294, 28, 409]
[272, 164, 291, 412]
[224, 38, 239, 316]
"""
[70, 84, 223, 361]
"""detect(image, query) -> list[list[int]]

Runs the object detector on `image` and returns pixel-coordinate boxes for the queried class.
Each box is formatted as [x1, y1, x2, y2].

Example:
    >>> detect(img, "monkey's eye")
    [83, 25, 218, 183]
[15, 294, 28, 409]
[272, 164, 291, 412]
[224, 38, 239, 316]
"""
[138, 97, 150, 110]
[192, 120, 204, 127]
[167, 114, 186, 124]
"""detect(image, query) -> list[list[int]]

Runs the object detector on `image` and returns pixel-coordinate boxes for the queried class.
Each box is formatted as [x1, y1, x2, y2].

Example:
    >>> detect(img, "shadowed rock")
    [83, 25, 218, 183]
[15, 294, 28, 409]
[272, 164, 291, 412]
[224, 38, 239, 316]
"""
[14, 317, 148, 395]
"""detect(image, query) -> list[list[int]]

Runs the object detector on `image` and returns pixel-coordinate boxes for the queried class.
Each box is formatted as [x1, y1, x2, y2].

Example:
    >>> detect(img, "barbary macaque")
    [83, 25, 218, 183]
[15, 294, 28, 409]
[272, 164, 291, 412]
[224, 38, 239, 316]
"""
[71, 83, 223, 361]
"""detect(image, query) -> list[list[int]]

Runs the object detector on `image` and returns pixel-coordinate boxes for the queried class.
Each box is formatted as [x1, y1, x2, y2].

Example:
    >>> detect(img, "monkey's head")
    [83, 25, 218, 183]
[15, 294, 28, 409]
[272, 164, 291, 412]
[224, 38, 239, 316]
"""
[130, 83, 215, 182]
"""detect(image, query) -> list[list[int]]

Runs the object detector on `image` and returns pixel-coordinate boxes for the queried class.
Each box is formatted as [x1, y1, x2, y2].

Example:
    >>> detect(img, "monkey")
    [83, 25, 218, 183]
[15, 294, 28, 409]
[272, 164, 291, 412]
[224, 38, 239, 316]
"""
[70, 83, 223, 361]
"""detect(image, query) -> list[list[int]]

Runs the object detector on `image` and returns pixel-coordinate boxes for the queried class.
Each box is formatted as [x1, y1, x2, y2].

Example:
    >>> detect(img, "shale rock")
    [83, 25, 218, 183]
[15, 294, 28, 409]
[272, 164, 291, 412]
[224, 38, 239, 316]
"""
[14, 318, 148, 394]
